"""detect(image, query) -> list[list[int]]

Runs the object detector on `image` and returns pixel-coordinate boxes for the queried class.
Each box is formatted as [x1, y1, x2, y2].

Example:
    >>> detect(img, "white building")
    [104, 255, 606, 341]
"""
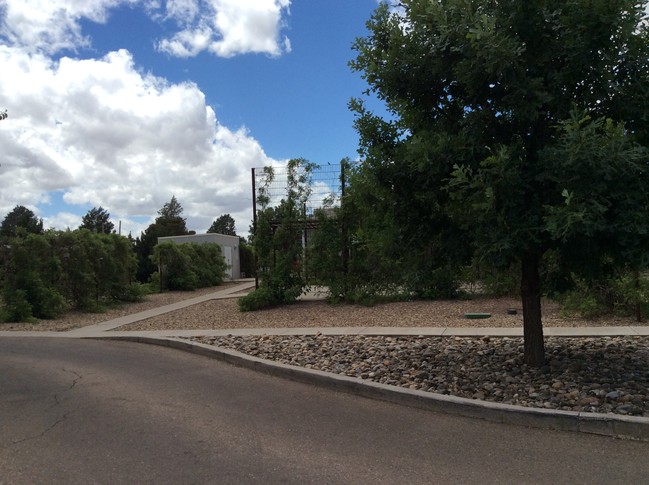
[157, 233, 241, 280]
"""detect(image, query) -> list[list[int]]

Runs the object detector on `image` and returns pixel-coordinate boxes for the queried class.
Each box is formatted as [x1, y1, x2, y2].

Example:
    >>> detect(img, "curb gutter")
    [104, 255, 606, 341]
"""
[94, 335, 649, 442]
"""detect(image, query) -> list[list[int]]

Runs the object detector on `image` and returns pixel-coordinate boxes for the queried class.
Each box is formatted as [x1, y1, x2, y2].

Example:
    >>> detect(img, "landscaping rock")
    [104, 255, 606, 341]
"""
[188, 334, 649, 417]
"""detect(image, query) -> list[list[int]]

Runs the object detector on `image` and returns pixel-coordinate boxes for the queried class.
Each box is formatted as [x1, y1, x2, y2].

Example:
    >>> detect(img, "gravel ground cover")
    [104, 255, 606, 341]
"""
[118, 295, 643, 331]
[4, 286, 644, 332]
[188, 333, 649, 417]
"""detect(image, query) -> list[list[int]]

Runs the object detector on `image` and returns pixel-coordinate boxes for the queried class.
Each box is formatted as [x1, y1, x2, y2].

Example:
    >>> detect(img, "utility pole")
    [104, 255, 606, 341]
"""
[0, 111, 6, 169]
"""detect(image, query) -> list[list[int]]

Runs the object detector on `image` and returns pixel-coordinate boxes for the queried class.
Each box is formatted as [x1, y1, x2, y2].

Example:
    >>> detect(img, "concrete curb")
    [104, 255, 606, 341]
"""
[94, 335, 649, 442]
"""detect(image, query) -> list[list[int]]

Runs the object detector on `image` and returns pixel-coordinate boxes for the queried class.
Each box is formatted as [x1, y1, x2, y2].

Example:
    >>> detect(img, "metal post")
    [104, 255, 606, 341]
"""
[251, 167, 259, 289]
[340, 158, 350, 298]
[341, 159, 349, 282]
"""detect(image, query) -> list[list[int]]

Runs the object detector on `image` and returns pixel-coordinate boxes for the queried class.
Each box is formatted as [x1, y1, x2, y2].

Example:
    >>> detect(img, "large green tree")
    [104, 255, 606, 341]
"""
[135, 196, 189, 282]
[0, 205, 43, 240]
[79, 206, 114, 234]
[207, 214, 237, 236]
[350, 0, 649, 366]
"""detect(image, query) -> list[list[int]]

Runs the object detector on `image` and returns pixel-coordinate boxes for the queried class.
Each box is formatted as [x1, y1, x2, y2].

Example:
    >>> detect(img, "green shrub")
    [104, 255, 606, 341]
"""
[1, 230, 139, 321]
[147, 272, 162, 293]
[112, 282, 148, 302]
[188, 244, 226, 287]
[603, 271, 649, 319]
[239, 242, 255, 277]
[556, 271, 649, 320]
[238, 286, 279, 311]
[406, 266, 460, 300]
[462, 260, 521, 297]
[559, 290, 606, 319]
[151, 242, 227, 291]
[2, 289, 34, 322]
[29, 285, 67, 319]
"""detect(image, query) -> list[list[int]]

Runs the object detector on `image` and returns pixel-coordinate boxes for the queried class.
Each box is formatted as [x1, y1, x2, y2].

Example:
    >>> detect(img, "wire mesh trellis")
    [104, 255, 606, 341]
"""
[251, 162, 345, 217]
[250, 161, 349, 288]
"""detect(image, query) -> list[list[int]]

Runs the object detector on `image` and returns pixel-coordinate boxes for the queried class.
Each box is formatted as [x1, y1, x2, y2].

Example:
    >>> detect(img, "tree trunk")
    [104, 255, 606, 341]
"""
[634, 270, 642, 323]
[521, 252, 545, 367]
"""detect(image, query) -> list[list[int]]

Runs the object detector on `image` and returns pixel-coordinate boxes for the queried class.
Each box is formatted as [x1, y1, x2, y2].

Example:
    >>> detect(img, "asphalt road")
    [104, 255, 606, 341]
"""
[1, 337, 648, 484]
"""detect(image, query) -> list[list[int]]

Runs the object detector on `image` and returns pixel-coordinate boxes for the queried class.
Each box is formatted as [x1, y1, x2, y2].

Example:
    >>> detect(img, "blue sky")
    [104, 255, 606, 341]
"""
[0, 0, 385, 237]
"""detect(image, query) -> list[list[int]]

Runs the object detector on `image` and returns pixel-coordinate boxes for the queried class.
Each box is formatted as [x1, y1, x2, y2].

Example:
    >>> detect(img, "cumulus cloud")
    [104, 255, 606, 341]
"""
[1, 0, 291, 59]
[0, 46, 279, 237]
[0, 0, 146, 54]
[164, 0, 201, 26]
[158, 0, 292, 58]
[0, 0, 293, 238]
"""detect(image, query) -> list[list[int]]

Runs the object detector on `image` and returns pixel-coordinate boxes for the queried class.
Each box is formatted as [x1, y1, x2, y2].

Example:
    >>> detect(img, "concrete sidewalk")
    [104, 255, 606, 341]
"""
[65, 279, 257, 335]
[0, 280, 254, 338]
[102, 325, 649, 339]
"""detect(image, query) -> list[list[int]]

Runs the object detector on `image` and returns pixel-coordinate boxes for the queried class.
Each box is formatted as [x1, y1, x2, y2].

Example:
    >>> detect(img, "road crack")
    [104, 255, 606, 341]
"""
[8, 367, 82, 447]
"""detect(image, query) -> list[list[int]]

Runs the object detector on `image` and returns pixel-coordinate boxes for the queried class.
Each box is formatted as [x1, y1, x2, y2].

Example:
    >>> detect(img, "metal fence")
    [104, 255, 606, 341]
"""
[250, 161, 349, 287]
[251, 162, 344, 217]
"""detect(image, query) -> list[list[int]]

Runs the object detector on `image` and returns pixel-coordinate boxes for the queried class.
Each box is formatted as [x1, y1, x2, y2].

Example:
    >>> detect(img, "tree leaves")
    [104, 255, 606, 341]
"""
[208, 214, 237, 236]
[79, 206, 114, 234]
[0, 205, 43, 240]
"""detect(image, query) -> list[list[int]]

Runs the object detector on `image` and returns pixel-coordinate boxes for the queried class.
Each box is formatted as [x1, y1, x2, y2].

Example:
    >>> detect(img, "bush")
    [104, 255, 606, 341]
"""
[238, 286, 279, 312]
[1, 289, 34, 322]
[112, 282, 148, 302]
[559, 289, 606, 319]
[239, 242, 255, 278]
[28, 284, 67, 319]
[151, 242, 227, 291]
[462, 260, 520, 297]
[1, 230, 139, 321]
[556, 271, 649, 319]
[406, 266, 460, 300]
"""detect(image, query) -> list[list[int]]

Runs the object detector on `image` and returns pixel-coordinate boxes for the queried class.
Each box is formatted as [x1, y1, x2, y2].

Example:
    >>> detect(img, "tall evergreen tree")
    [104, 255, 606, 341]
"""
[0, 205, 44, 240]
[157, 195, 184, 220]
[135, 196, 189, 282]
[207, 214, 236, 236]
[79, 206, 114, 234]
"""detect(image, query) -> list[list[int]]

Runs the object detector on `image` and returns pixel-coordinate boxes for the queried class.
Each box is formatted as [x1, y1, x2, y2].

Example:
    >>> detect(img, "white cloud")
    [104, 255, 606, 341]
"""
[158, 0, 292, 58]
[0, 0, 145, 54]
[42, 211, 84, 232]
[0, 0, 292, 239]
[165, 0, 201, 26]
[0, 46, 280, 238]
[1, 0, 291, 59]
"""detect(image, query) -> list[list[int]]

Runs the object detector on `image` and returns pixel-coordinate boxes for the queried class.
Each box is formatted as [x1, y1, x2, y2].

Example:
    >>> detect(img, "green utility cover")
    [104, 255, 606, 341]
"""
[464, 313, 492, 319]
